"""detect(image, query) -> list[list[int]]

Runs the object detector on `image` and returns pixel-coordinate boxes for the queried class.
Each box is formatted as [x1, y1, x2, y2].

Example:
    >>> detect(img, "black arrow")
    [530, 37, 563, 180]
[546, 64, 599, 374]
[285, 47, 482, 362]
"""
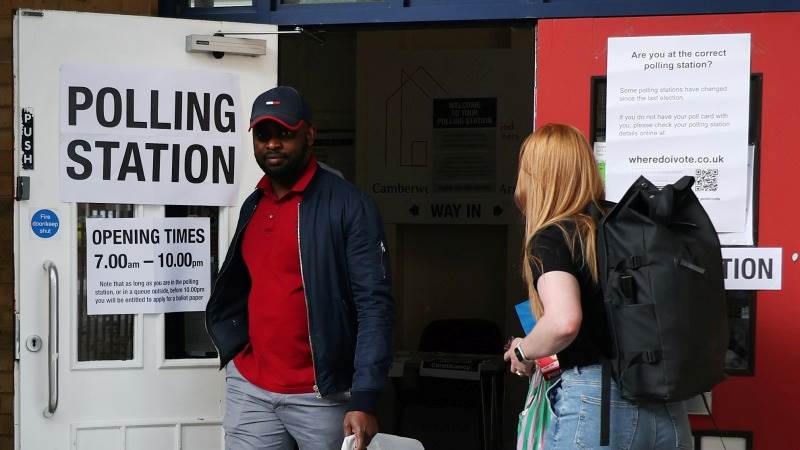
[493, 205, 504, 216]
[409, 205, 420, 216]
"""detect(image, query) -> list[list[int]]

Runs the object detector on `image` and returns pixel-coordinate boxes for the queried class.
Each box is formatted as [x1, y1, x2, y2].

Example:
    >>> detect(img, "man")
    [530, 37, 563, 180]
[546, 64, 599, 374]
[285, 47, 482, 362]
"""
[205, 86, 394, 450]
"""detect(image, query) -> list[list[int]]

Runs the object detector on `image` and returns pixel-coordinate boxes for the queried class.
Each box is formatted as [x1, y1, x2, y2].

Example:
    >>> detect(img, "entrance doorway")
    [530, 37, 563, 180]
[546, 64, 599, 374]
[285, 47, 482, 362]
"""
[278, 25, 535, 449]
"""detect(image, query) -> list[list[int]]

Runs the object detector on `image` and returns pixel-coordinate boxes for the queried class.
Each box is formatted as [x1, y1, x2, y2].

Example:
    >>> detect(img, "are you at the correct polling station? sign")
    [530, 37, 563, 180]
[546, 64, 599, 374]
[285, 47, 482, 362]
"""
[86, 217, 210, 315]
[60, 64, 242, 205]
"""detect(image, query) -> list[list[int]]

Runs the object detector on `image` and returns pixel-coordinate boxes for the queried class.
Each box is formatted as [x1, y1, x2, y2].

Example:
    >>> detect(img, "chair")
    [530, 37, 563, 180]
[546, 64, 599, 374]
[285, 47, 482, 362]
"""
[418, 318, 503, 354]
[393, 318, 504, 450]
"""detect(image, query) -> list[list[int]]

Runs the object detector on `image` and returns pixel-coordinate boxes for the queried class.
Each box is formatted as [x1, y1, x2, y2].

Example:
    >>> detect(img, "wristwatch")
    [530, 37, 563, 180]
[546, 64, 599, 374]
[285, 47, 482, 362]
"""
[514, 344, 533, 364]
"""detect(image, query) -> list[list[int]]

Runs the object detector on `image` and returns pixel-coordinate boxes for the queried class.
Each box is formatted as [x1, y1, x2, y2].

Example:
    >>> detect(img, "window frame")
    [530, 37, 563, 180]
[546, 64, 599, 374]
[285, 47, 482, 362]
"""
[71, 203, 143, 370]
[693, 430, 753, 450]
[161, 0, 800, 26]
[588, 74, 763, 378]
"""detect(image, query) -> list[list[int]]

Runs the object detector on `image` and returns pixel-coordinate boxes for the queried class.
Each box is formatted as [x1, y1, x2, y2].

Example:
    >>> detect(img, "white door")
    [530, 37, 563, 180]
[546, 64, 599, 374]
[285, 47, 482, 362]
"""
[14, 10, 273, 450]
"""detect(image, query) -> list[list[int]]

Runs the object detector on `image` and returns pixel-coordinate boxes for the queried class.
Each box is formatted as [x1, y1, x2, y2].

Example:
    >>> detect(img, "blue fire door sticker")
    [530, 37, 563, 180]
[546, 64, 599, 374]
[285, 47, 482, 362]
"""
[31, 209, 59, 238]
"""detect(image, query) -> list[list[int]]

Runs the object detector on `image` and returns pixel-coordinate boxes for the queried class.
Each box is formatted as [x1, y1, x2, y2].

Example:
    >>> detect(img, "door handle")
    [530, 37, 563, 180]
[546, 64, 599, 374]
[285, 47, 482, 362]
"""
[42, 261, 58, 418]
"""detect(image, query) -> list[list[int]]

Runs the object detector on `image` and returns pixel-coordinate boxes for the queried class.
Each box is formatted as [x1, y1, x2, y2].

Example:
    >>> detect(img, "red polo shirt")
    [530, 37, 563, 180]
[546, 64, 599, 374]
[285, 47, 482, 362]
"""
[233, 156, 318, 394]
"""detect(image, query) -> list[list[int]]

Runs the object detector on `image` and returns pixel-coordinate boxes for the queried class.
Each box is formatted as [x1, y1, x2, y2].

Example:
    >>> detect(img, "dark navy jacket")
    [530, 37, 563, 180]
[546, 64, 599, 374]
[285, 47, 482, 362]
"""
[205, 167, 395, 413]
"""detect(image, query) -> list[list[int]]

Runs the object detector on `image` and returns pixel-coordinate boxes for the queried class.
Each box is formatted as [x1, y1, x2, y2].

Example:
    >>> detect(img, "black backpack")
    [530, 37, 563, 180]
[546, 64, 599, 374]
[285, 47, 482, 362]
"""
[591, 175, 728, 445]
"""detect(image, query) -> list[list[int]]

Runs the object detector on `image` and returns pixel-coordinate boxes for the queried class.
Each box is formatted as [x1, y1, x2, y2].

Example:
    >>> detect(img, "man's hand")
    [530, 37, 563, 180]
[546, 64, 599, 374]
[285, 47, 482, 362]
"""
[343, 411, 378, 450]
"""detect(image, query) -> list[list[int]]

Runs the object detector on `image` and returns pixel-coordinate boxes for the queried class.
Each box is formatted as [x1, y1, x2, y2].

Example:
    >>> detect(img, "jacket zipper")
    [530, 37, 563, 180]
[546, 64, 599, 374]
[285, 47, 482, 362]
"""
[379, 240, 387, 279]
[213, 201, 257, 293]
[297, 202, 320, 397]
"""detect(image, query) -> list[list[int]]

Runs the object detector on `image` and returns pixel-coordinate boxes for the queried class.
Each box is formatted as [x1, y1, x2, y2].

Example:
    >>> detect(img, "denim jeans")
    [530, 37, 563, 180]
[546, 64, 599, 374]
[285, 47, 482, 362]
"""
[544, 365, 693, 450]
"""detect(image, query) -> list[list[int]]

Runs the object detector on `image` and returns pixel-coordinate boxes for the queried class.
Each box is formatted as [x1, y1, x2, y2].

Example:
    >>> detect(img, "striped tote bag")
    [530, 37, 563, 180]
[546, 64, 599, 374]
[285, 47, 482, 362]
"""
[516, 368, 554, 450]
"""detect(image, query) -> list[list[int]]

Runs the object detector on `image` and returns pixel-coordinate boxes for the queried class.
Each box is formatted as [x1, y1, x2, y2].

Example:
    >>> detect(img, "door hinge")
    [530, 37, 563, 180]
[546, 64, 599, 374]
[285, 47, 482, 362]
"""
[14, 313, 20, 361]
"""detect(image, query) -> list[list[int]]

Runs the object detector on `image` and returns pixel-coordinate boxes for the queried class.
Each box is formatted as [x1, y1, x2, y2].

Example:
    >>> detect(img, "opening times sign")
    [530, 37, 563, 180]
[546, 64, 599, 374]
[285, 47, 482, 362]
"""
[86, 217, 210, 315]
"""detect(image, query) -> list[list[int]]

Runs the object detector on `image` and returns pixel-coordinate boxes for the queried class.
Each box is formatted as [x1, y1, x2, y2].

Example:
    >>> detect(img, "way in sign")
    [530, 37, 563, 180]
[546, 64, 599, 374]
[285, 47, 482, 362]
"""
[430, 203, 481, 219]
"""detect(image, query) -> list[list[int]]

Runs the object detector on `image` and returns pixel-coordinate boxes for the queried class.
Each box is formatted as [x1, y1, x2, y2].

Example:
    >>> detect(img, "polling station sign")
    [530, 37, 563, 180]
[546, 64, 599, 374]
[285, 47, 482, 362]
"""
[86, 217, 210, 315]
[722, 247, 782, 291]
[60, 64, 242, 205]
[606, 34, 751, 233]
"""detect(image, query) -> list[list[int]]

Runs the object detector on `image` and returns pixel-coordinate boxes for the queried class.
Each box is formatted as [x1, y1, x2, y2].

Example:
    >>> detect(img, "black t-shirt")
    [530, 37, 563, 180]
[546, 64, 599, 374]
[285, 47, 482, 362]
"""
[530, 222, 611, 370]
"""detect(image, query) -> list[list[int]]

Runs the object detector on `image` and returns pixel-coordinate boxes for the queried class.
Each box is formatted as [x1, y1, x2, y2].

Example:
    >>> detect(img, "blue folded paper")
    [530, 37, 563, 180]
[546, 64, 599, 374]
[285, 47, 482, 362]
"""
[515, 300, 537, 334]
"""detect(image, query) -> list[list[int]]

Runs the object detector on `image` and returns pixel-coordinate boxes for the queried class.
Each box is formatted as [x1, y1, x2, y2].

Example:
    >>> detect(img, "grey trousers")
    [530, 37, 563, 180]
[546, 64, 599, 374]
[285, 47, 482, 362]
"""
[224, 362, 349, 450]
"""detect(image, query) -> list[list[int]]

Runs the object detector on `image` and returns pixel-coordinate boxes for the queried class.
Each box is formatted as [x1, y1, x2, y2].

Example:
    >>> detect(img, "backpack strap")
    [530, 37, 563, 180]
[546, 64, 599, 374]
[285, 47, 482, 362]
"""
[625, 350, 663, 365]
[600, 357, 611, 447]
[608, 255, 650, 305]
[590, 198, 615, 447]
[613, 255, 650, 271]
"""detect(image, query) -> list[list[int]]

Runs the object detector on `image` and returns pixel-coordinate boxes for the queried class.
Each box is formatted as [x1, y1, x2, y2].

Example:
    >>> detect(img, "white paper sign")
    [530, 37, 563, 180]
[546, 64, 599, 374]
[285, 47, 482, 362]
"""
[364, 50, 531, 224]
[722, 247, 782, 290]
[86, 217, 211, 314]
[598, 142, 757, 245]
[606, 34, 751, 232]
[60, 64, 242, 205]
[718, 145, 756, 246]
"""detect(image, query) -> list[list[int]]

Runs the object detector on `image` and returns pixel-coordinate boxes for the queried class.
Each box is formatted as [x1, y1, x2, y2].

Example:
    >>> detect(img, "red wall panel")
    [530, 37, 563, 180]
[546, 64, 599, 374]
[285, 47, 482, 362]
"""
[536, 13, 800, 449]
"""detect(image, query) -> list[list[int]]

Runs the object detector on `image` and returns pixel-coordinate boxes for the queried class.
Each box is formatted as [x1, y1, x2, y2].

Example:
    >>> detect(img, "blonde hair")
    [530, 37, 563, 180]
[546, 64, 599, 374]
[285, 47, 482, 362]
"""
[514, 124, 605, 319]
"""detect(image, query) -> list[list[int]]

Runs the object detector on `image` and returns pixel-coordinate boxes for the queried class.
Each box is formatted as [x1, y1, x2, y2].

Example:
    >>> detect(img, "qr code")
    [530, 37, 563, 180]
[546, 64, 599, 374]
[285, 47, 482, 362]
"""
[694, 168, 719, 192]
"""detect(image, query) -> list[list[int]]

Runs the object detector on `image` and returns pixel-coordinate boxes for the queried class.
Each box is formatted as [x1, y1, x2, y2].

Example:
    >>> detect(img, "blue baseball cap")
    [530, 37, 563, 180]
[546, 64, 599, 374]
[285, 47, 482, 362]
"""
[249, 86, 312, 131]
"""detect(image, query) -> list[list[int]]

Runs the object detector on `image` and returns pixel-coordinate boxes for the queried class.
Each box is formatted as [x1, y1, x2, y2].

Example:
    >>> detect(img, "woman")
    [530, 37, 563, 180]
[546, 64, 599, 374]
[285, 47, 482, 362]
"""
[504, 124, 692, 449]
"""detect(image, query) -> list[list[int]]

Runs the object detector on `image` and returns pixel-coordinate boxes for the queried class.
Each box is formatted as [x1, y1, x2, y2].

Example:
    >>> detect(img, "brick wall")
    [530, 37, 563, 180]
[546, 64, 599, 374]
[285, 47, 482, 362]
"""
[0, 1, 157, 446]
